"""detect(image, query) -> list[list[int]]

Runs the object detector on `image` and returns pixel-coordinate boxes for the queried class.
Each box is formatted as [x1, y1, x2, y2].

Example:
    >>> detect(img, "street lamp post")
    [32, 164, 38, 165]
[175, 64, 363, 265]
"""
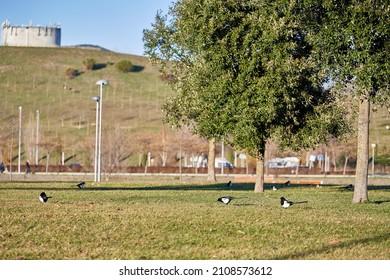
[371, 143, 376, 176]
[92, 96, 100, 182]
[35, 110, 40, 165]
[95, 80, 109, 182]
[18, 106, 22, 173]
[221, 139, 225, 175]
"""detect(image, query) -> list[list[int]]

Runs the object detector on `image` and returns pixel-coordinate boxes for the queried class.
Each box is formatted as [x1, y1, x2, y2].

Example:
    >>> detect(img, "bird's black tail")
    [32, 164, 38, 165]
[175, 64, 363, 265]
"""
[294, 201, 308, 204]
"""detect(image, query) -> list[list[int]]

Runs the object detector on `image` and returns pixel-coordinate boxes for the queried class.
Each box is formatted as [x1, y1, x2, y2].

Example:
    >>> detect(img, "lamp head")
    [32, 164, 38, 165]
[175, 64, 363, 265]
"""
[96, 79, 109, 86]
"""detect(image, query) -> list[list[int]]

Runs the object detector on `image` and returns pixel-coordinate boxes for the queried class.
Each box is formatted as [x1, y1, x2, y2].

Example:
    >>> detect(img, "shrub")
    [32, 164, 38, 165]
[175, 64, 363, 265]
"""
[115, 60, 134, 73]
[83, 58, 97, 70]
[64, 67, 79, 79]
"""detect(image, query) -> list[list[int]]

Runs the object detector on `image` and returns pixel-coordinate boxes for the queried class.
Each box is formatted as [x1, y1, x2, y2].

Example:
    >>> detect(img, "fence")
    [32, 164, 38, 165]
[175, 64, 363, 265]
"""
[1, 164, 366, 176]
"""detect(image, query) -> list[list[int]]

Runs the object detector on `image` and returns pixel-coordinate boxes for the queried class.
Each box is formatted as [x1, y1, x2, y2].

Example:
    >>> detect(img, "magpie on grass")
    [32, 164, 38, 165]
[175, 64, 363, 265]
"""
[272, 185, 278, 191]
[39, 192, 52, 203]
[344, 184, 354, 190]
[76, 181, 86, 188]
[280, 197, 308, 208]
[285, 180, 291, 186]
[217, 196, 234, 205]
[226, 181, 233, 187]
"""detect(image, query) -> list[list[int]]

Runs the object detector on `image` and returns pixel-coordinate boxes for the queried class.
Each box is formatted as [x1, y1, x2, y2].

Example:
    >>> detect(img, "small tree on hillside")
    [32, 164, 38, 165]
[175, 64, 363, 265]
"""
[64, 67, 79, 79]
[115, 60, 134, 73]
[83, 58, 97, 70]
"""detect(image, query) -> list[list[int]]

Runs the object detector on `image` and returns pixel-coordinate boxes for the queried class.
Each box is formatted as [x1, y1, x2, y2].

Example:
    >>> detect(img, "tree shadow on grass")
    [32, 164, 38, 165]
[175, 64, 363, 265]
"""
[1, 183, 389, 193]
[337, 185, 390, 192]
[368, 185, 390, 191]
[372, 200, 390, 204]
[132, 65, 144, 72]
[0, 182, 255, 192]
[273, 232, 390, 260]
[86, 183, 256, 191]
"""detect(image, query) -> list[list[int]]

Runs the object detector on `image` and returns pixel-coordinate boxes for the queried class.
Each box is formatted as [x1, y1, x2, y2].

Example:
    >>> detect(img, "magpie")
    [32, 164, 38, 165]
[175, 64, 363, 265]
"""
[272, 185, 278, 191]
[344, 184, 354, 190]
[285, 180, 291, 186]
[280, 197, 308, 208]
[280, 197, 293, 208]
[39, 192, 52, 203]
[217, 196, 234, 205]
[76, 181, 86, 188]
[226, 181, 233, 187]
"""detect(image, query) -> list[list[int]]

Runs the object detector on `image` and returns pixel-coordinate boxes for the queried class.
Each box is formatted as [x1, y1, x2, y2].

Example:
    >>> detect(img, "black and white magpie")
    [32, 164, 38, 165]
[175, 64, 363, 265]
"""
[280, 197, 308, 208]
[344, 184, 354, 190]
[39, 192, 52, 203]
[226, 181, 233, 187]
[217, 196, 234, 205]
[76, 181, 86, 188]
[285, 180, 291, 186]
[272, 185, 278, 191]
[280, 197, 293, 208]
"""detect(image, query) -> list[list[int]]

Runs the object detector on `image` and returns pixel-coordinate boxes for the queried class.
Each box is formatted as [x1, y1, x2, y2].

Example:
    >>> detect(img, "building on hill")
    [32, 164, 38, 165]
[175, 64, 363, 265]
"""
[1, 20, 61, 47]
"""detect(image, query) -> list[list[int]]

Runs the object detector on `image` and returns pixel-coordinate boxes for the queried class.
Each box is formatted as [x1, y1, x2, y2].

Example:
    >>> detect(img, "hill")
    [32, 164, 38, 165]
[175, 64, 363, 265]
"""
[0, 46, 389, 172]
[0, 46, 208, 169]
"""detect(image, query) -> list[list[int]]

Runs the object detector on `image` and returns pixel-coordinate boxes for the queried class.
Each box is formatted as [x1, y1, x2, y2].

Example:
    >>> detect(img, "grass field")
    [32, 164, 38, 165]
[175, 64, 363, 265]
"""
[0, 181, 389, 260]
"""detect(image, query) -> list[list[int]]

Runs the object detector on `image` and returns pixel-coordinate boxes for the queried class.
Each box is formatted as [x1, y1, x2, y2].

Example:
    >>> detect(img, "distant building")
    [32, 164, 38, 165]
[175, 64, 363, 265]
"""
[266, 157, 300, 168]
[1, 20, 61, 47]
[215, 157, 234, 168]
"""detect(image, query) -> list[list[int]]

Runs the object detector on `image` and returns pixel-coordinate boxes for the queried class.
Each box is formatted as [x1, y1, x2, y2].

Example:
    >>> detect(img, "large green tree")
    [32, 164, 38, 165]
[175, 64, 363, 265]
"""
[311, 0, 389, 203]
[143, 0, 350, 191]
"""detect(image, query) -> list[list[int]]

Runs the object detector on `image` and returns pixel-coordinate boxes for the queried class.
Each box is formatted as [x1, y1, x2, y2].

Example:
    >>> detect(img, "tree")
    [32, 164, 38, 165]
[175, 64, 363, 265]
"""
[102, 125, 131, 180]
[143, 4, 226, 182]
[312, 0, 390, 203]
[82, 58, 97, 70]
[143, 0, 350, 190]
[115, 60, 134, 73]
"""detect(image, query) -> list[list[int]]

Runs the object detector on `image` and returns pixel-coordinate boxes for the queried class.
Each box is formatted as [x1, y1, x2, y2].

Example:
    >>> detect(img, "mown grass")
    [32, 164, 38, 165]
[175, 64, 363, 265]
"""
[0, 181, 389, 260]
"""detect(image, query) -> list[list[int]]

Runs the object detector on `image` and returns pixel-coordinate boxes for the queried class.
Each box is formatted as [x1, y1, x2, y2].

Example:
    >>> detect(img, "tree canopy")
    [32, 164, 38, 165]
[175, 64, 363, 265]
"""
[143, 0, 352, 191]
[309, 0, 389, 203]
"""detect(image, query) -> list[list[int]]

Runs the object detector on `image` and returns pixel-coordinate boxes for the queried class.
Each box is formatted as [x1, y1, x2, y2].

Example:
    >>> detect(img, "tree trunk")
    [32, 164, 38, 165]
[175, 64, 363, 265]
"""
[343, 156, 349, 176]
[353, 97, 370, 203]
[207, 138, 216, 182]
[254, 150, 265, 192]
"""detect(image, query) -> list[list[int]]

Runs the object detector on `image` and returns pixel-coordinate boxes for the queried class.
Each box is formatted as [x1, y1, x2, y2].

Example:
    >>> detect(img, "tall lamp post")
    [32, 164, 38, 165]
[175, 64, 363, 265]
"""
[371, 143, 376, 176]
[35, 110, 40, 165]
[18, 106, 22, 173]
[95, 80, 109, 182]
[92, 96, 100, 182]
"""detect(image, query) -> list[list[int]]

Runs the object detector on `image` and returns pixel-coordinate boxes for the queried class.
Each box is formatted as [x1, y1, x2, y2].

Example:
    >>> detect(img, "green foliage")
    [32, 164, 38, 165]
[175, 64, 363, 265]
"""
[375, 154, 390, 167]
[82, 58, 97, 70]
[115, 60, 134, 73]
[311, 0, 389, 104]
[144, 0, 352, 159]
[139, 153, 148, 167]
[307, 0, 390, 202]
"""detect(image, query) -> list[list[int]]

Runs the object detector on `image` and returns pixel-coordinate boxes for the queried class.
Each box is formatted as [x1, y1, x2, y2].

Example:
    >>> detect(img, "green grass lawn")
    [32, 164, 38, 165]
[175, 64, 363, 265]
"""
[0, 181, 389, 260]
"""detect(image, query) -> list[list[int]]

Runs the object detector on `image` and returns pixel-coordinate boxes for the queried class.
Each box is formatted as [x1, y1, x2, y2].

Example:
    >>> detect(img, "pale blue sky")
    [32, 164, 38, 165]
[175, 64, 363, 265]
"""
[0, 0, 173, 56]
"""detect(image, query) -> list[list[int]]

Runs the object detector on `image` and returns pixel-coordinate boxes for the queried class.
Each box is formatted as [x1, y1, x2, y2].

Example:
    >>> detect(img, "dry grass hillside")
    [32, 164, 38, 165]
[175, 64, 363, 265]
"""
[0, 46, 209, 168]
[0, 46, 389, 171]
